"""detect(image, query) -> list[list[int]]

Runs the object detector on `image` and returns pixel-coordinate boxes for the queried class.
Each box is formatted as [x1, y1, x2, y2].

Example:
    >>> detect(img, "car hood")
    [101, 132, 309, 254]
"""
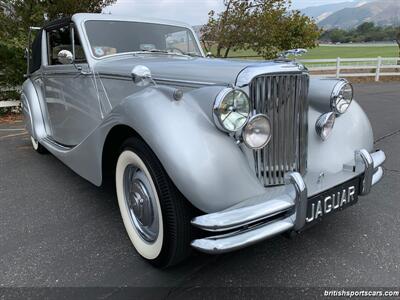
[94, 55, 252, 85]
[94, 55, 300, 86]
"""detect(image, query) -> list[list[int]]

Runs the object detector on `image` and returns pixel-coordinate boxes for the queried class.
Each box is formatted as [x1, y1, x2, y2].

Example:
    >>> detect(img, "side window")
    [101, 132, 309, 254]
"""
[47, 25, 72, 65]
[29, 29, 42, 73]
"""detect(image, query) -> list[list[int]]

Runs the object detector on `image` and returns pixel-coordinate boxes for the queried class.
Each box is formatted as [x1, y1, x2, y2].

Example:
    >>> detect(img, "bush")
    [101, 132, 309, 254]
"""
[321, 22, 399, 44]
[0, 90, 20, 101]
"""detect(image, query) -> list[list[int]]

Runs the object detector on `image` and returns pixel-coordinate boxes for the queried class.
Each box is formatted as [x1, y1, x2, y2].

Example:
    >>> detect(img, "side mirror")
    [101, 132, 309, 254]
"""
[131, 65, 154, 86]
[206, 52, 213, 58]
[57, 50, 74, 65]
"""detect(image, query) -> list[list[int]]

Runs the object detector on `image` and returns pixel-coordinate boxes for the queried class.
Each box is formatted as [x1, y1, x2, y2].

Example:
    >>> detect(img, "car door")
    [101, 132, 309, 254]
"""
[42, 22, 102, 146]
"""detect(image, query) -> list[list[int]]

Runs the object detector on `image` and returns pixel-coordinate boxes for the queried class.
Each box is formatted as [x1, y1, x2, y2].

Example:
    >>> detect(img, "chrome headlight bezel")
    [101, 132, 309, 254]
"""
[330, 79, 353, 115]
[213, 88, 250, 133]
[242, 114, 272, 149]
[315, 112, 336, 141]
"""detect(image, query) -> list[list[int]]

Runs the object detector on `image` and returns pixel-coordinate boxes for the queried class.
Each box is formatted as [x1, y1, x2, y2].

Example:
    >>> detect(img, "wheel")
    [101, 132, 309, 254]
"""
[30, 136, 47, 154]
[115, 137, 195, 267]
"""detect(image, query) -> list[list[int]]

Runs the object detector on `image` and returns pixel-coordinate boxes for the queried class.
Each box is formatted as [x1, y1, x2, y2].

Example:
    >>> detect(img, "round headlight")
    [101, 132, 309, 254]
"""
[331, 80, 353, 114]
[242, 114, 272, 149]
[213, 88, 250, 132]
[316, 112, 336, 141]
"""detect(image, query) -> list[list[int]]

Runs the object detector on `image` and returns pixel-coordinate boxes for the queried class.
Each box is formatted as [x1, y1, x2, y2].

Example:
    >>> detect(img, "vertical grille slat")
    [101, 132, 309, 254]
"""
[249, 73, 309, 186]
[292, 75, 298, 172]
[272, 77, 277, 185]
[267, 77, 273, 186]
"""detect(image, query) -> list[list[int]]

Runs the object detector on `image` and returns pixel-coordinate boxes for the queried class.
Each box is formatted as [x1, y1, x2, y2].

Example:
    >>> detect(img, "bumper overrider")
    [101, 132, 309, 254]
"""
[191, 149, 385, 254]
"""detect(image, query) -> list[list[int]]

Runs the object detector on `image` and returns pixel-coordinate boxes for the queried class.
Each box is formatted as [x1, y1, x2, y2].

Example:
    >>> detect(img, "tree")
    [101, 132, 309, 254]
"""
[327, 29, 348, 43]
[356, 22, 375, 34]
[201, 0, 254, 58]
[0, 0, 116, 88]
[43, 0, 116, 20]
[320, 22, 400, 45]
[201, 0, 320, 59]
[250, 3, 321, 58]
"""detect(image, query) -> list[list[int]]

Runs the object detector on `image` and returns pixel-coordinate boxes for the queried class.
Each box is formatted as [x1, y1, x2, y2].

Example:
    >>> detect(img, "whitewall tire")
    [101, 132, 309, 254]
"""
[115, 137, 196, 267]
[116, 150, 164, 260]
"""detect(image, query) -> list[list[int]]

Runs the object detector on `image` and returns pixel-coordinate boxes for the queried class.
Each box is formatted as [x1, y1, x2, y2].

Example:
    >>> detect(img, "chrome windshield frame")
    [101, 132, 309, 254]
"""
[82, 19, 204, 61]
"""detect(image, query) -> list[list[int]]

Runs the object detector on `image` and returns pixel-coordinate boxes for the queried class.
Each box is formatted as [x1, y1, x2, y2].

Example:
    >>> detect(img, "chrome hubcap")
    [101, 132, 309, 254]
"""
[123, 164, 159, 243]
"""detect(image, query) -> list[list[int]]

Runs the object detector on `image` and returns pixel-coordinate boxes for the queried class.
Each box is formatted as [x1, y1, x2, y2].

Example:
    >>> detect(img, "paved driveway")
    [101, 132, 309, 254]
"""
[0, 83, 399, 296]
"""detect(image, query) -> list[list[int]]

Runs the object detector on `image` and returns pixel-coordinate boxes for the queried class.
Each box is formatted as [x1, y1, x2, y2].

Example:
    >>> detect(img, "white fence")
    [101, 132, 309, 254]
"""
[299, 57, 400, 81]
[0, 87, 21, 108]
[0, 100, 20, 108]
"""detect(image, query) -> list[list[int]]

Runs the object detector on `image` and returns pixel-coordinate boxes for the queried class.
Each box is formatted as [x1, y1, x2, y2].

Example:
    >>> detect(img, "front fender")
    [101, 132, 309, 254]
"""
[111, 86, 266, 213]
[21, 78, 46, 140]
[308, 100, 374, 173]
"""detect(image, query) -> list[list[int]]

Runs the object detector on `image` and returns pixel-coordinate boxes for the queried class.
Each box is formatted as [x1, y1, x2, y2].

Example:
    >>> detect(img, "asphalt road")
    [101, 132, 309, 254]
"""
[0, 82, 399, 297]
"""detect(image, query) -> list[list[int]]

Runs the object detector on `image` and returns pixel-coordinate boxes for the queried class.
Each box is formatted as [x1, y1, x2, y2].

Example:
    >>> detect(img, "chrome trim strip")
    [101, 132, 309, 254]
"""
[99, 73, 132, 81]
[235, 63, 307, 87]
[191, 216, 294, 254]
[98, 72, 219, 87]
[153, 77, 217, 87]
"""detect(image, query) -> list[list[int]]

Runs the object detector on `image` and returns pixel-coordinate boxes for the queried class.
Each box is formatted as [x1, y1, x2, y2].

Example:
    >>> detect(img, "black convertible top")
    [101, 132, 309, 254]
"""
[42, 17, 71, 31]
[30, 17, 72, 73]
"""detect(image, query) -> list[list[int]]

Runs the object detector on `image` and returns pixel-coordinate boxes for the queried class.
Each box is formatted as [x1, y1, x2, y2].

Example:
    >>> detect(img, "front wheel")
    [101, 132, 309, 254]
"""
[115, 137, 195, 267]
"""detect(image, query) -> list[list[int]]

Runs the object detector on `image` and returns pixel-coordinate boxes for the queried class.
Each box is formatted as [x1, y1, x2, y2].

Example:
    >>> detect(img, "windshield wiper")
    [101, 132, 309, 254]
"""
[133, 49, 203, 58]
[133, 49, 169, 54]
[132, 49, 171, 56]
[145, 49, 169, 54]
[181, 51, 203, 58]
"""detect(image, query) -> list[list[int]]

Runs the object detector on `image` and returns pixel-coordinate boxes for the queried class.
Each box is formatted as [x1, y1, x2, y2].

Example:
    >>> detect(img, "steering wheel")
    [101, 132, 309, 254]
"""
[166, 47, 185, 55]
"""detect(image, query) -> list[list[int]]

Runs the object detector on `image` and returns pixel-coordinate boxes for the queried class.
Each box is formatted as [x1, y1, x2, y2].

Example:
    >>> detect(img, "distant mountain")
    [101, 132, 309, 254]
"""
[300, 0, 372, 23]
[319, 0, 400, 29]
[301, 0, 400, 29]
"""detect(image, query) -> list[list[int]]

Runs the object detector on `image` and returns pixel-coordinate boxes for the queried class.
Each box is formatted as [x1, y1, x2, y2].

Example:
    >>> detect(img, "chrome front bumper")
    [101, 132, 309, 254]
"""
[191, 149, 386, 254]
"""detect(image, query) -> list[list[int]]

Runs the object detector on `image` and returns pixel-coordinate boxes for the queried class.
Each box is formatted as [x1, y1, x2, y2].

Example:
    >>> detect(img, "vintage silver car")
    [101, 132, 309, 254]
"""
[22, 13, 385, 267]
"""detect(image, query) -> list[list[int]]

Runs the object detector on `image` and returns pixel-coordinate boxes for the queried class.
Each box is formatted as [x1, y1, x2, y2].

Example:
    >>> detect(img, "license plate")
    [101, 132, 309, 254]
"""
[304, 177, 360, 228]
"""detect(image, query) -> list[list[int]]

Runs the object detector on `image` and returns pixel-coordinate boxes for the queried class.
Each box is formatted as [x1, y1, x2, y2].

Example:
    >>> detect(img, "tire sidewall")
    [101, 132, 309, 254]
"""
[31, 136, 47, 154]
[31, 136, 39, 151]
[116, 148, 164, 260]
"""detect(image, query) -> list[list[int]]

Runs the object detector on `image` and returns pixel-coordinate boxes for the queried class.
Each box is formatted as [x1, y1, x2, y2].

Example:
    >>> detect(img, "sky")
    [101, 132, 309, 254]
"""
[103, 0, 356, 25]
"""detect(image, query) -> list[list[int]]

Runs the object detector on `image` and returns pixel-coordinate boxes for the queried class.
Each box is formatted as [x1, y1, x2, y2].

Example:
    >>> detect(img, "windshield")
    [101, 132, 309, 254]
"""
[85, 20, 202, 58]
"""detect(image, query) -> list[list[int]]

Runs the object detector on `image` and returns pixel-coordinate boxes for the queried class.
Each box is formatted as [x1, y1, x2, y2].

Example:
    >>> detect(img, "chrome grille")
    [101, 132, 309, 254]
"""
[249, 73, 309, 186]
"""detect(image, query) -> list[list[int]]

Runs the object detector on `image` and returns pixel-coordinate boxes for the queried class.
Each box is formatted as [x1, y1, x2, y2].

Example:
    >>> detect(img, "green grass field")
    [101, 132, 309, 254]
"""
[218, 44, 399, 59]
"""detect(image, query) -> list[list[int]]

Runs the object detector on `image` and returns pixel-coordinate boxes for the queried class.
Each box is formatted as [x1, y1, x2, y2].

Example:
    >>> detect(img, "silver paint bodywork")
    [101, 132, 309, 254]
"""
[22, 13, 380, 217]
